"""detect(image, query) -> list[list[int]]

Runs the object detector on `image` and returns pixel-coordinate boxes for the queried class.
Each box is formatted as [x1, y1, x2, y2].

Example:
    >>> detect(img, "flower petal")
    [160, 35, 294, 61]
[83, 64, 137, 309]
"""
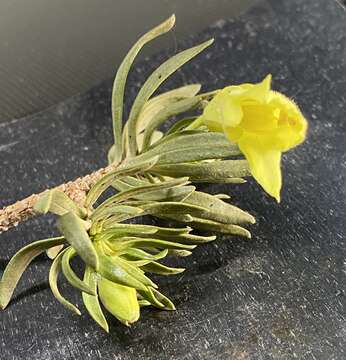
[238, 134, 282, 202]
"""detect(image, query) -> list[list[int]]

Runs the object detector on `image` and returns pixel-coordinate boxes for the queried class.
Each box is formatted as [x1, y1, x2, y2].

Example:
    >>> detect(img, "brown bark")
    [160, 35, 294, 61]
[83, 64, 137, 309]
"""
[0, 163, 119, 234]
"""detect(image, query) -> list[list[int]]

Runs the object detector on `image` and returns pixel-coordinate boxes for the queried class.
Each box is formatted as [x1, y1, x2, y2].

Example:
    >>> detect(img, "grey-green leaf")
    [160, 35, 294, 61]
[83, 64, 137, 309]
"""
[85, 156, 159, 207]
[57, 212, 99, 270]
[82, 266, 109, 333]
[126, 38, 214, 156]
[110, 15, 176, 163]
[152, 160, 251, 181]
[141, 97, 201, 151]
[0, 236, 65, 310]
[34, 189, 87, 218]
[49, 248, 81, 315]
[61, 247, 96, 295]
[141, 261, 185, 275]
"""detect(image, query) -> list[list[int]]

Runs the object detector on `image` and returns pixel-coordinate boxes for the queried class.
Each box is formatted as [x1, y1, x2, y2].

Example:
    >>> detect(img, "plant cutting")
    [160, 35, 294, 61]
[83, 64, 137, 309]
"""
[0, 15, 307, 332]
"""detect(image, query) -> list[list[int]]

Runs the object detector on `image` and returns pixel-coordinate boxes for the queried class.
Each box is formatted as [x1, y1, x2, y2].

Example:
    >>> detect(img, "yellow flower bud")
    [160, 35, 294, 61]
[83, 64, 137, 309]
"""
[197, 74, 307, 201]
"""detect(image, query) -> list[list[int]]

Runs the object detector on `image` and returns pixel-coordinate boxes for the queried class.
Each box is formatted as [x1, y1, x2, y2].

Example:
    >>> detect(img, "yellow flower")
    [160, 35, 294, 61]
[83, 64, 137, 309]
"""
[198, 74, 307, 201]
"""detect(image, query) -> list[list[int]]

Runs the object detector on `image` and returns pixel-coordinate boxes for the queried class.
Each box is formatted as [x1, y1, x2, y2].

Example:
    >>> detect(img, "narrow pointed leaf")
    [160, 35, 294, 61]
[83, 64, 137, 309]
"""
[125, 248, 168, 261]
[93, 177, 189, 217]
[61, 247, 96, 295]
[138, 287, 165, 309]
[82, 266, 109, 332]
[49, 249, 81, 315]
[136, 84, 201, 135]
[190, 217, 252, 238]
[126, 38, 214, 156]
[152, 160, 250, 181]
[46, 244, 65, 259]
[112, 237, 196, 251]
[57, 212, 99, 270]
[110, 15, 176, 163]
[86, 156, 159, 208]
[141, 261, 185, 275]
[151, 288, 176, 310]
[96, 246, 149, 291]
[165, 117, 197, 135]
[34, 189, 87, 218]
[112, 176, 195, 202]
[184, 191, 256, 225]
[0, 236, 65, 310]
[130, 132, 240, 165]
[141, 97, 200, 151]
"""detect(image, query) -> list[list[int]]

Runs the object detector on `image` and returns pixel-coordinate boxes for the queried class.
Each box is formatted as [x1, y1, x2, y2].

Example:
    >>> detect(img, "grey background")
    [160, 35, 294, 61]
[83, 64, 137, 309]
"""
[0, 0, 257, 122]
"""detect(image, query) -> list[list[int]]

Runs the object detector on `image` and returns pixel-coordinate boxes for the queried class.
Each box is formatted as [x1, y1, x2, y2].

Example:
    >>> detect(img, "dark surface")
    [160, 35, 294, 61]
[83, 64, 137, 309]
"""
[0, 0, 256, 123]
[0, 0, 345, 359]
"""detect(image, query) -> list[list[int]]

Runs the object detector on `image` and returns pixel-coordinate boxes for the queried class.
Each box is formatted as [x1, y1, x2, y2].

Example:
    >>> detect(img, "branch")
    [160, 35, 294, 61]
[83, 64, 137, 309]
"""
[0, 163, 119, 234]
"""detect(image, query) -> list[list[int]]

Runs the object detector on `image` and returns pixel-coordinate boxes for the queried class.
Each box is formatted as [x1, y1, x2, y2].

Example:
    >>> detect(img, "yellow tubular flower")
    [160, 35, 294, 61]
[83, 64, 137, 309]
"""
[198, 74, 307, 201]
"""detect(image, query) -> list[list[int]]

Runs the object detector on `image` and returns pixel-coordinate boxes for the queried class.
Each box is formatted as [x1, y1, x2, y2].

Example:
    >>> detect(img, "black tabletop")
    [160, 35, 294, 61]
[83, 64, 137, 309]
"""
[0, 0, 345, 359]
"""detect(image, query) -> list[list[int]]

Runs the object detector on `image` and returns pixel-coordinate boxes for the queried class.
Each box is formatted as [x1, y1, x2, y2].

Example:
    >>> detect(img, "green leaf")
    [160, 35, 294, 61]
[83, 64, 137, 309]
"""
[93, 177, 189, 218]
[57, 212, 99, 270]
[110, 237, 196, 251]
[165, 117, 197, 135]
[142, 232, 216, 245]
[109, 15, 176, 164]
[49, 248, 81, 315]
[125, 248, 168, 261]
[95, 245, 151, 291]
[141, 97, 200, 151]
[168, 249, 192, 257]
[46, 245, 65, 259]
[112, 176, 195, 202]
[138, 287, 164, 309]
[130, 132, 240, 165]
[82, 266, 109, 333]
[61, 247, 96, 295]
[141, 261, 185, 275]
[0, 236, 65, 310]
[152, 160, 251, 182]
[190, 217, 252, 238]
[99, 223, 191, 236]
[183, 191, 256, 225]
[151, 288, 175, 310]
[126, 38, 214, 157]
[136, 84, 201, 136]
[98, 278, 140, 326]
[85, 156, 159, 207]
[34, 189, 87, 218]
[91, 205, 144, 223]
